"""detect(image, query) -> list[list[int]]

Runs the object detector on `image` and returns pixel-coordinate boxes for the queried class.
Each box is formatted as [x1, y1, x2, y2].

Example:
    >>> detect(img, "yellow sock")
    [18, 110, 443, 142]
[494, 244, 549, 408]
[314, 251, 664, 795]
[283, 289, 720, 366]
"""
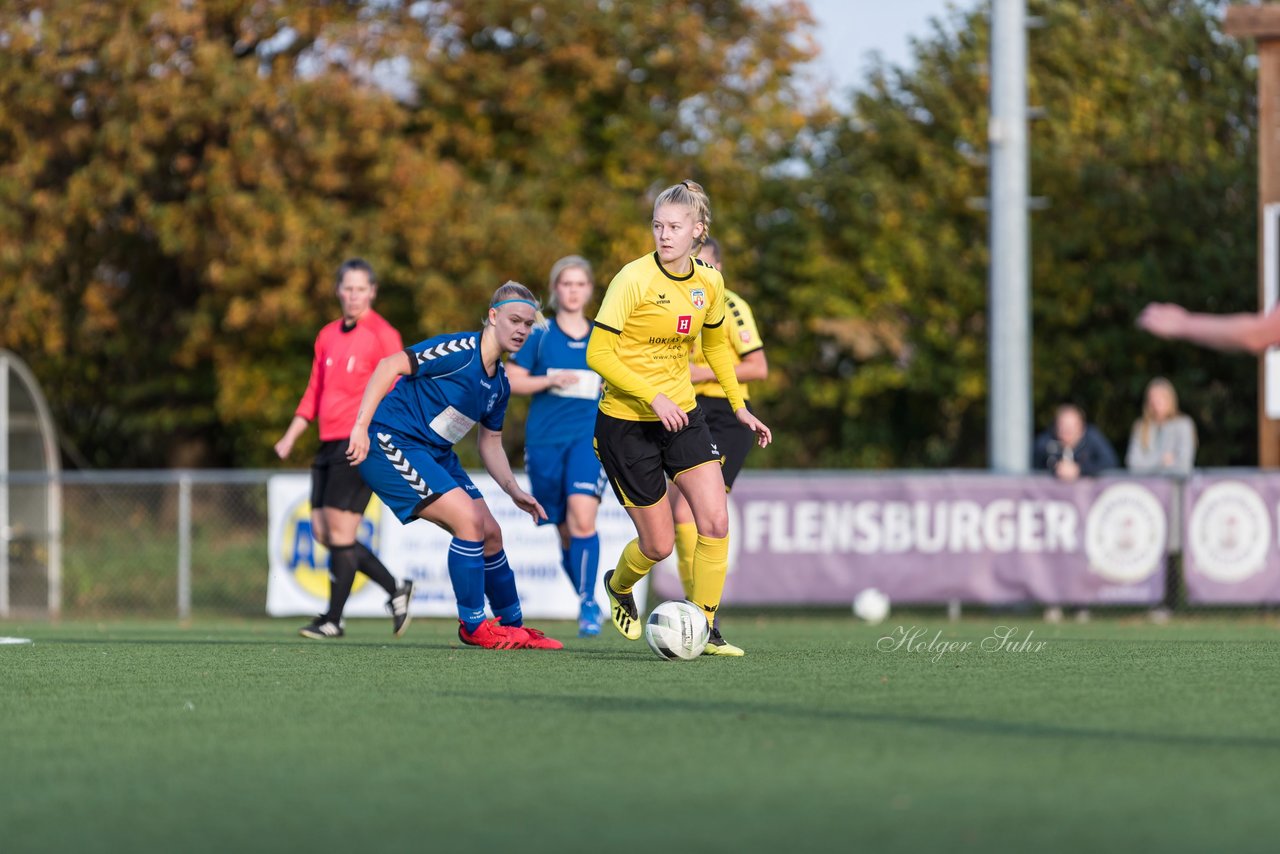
[611, 538, 657, 594]
[674, 522, 698, 599]
[690, 534, 729, 627]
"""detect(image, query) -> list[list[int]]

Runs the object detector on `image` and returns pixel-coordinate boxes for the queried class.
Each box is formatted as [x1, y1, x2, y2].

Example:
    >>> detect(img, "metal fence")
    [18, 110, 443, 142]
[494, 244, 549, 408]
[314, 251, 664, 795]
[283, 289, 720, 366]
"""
[2, 470, 273, 619]
[1, 469, 1277, 619]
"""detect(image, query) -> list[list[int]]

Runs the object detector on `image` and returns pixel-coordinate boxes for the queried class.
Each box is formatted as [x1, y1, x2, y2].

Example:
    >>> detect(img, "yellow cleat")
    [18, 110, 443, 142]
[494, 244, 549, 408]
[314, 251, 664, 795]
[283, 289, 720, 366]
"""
[602, 570, 643, 641]
[702, 626, 745, 656]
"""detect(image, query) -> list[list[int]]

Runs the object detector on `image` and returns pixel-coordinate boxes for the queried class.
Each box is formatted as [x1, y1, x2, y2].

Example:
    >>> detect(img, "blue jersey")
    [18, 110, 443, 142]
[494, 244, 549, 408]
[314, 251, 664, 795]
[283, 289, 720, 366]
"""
[511, 319, 600, 447]
[370, 331, 510, 450]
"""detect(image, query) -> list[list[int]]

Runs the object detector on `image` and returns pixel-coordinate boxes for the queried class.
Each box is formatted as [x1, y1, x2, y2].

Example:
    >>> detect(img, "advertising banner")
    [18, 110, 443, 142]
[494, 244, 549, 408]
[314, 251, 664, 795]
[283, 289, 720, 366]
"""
[650, 474, 1174, 606]
[1183, 475, 1280, 604]
[267, 473, 644, 618]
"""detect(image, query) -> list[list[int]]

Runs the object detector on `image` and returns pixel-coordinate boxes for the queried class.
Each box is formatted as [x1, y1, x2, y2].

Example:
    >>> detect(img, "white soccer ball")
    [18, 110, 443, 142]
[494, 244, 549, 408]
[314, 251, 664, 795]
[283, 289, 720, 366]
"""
[644, 600, 710, 661]
[853, 588, 891, 624]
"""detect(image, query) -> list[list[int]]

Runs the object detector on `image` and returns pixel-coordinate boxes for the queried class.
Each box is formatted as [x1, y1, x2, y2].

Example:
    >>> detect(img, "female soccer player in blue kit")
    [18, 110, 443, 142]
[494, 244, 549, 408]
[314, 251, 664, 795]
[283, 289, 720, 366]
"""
[507, 256, 608, 637]
[346, 282, 564, 650]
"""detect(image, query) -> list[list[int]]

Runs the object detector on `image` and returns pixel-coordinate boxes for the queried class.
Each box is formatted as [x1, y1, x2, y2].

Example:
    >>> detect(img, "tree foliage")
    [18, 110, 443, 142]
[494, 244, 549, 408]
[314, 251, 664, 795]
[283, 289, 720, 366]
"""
[0, 0, 1262, 469]
[0, 0, 466, 465]
[782, 0, 1257, 467]
[0, 0, 817, 466]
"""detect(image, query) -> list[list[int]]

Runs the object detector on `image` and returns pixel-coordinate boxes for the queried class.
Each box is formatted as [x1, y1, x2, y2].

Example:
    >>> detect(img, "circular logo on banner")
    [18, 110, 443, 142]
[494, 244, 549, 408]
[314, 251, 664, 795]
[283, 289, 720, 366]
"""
[276, 497, 383, 598]
[1084, 483, 1167, 584]
[1188, 481, 1271, 583]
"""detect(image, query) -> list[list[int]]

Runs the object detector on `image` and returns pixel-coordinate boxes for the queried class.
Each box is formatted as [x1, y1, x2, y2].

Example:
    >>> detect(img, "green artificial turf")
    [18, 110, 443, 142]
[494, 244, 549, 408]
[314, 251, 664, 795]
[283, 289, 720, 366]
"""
[3, 616, 1279, 853]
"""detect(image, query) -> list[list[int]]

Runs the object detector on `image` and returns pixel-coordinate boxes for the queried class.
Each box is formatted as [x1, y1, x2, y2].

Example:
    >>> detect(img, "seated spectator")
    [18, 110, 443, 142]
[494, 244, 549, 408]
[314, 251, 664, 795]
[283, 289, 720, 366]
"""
[1032, 404, 1118, 482]
[1126, 377, 1196, 475]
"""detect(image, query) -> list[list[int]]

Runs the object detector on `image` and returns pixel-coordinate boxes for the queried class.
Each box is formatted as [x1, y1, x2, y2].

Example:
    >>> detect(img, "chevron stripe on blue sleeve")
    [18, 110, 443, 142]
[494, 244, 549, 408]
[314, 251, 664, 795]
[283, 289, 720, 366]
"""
[407, 333, 478, 377]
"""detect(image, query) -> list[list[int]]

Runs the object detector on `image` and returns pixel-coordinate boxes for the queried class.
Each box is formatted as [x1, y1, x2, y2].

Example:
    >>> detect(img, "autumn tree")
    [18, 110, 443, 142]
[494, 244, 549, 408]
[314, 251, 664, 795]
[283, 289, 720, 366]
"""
[6, 0, 1252, 472]
[785, 0, 1256, 467]
[0, 0, 820, 467]
[0, 1, 469, 465]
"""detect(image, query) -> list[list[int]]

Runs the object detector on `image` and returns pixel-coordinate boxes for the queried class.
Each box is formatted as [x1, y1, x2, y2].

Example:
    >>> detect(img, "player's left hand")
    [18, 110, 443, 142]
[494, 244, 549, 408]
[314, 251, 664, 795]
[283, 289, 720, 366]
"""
[346, 430, 370, 466]
[735, 408, 772, 448]
[512, 489, 548, 523]
[1136, 303, 1188, 339]
[549, 372, 578, 390]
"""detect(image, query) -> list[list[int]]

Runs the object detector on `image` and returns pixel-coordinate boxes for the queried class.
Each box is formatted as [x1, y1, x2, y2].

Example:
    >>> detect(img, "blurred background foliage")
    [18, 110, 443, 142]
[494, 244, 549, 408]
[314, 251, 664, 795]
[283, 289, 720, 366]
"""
[0, 0, 1258, 469]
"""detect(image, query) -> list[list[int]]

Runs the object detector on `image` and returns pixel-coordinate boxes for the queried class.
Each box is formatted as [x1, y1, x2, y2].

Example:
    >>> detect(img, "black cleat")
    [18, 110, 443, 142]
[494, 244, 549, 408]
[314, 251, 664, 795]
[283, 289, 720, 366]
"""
[388, 580, 415, 637]
[299, 617, 344, 640]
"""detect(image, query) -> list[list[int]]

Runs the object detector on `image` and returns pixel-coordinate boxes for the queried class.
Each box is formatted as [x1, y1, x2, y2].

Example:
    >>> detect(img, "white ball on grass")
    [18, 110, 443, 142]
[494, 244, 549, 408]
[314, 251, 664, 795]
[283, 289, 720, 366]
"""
[853, 588, 891, 624]
[644, 600, 710, 661]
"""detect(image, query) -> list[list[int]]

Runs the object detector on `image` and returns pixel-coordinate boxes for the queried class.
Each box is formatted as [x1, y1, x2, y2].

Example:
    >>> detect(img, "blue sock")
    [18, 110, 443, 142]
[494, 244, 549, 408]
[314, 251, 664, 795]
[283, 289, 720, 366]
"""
[570, 534, 601, 602]
[484, 550, 523, 627]
[448, 538, 486, 630]
[561, 546, 580, 591]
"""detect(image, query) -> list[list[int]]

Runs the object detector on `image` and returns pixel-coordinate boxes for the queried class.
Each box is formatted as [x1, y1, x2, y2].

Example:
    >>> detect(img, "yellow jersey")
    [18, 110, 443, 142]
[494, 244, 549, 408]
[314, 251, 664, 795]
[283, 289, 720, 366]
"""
[590, 252, 732, 421]
[690, 289, 763, 400]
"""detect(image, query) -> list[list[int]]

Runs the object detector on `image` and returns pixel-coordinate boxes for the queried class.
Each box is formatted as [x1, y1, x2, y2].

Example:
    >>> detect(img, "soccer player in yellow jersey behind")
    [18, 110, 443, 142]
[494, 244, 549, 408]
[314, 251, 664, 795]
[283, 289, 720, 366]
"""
[587, 180, 772, 656]
[668, 238, 768, 647]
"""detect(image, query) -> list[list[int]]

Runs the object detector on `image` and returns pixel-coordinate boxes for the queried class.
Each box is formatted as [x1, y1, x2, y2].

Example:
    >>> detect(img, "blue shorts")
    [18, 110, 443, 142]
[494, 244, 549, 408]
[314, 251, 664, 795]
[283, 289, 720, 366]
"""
[525, 437, 606, 526]
[359, 427, 482, 523]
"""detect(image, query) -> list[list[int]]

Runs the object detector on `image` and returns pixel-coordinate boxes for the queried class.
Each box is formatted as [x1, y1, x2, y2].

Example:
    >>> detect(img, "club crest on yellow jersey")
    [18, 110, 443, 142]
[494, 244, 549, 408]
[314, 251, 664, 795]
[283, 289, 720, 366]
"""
[690, 288, 706, 309]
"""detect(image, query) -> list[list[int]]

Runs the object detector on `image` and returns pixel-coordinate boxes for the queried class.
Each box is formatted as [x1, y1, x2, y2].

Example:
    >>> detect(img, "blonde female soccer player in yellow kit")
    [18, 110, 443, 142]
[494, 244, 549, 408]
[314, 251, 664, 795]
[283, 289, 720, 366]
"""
[587, 180, 772, 655]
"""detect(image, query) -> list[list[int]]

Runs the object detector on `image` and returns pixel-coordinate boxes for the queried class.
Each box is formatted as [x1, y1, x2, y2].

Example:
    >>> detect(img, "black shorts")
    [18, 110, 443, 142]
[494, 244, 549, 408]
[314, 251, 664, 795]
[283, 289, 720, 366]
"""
[311, 440, 374, 513]
[594, 408, 721, 508]
[699, 396, 756, 490]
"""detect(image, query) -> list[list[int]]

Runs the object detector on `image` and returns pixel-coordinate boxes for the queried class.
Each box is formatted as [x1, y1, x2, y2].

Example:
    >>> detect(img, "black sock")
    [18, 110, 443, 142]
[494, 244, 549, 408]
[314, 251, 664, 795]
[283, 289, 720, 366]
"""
[354, 543, 398, 595]
[325, 544, 360, 623]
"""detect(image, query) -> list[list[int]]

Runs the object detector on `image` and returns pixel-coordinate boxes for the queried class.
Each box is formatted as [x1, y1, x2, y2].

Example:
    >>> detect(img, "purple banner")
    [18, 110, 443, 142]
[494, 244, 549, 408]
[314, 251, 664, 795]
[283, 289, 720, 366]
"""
[1183, 475, 1280, 604]
[652, 474, 1174, 606]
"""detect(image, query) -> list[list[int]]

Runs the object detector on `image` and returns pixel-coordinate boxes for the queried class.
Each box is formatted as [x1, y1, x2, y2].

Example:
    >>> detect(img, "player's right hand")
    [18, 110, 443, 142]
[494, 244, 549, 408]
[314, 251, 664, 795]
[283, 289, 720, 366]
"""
[1136, 303, 1188, 339]
[650, 394, 689, 432]
[346, 430, 370, 466]
[273, 438, 292, 460]
[511, 489, 548, 523]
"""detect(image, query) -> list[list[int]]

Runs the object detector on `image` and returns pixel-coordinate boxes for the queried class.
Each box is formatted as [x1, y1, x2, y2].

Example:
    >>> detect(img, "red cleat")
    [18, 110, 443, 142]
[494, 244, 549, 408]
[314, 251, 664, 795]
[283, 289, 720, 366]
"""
[458, 619, 529, 650]
[519, 626, 564, 650]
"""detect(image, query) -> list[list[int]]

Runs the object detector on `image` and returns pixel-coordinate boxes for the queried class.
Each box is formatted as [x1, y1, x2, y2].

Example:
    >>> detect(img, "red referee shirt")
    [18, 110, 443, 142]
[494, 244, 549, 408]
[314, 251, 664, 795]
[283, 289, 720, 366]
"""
[294, 309, 403, 441]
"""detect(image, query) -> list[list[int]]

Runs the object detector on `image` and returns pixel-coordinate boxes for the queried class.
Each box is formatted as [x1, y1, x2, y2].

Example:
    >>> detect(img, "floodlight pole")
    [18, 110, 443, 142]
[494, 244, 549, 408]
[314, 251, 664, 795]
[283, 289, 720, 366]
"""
[988, 0, 1031, 473]
[1225, 5, 1280, 467]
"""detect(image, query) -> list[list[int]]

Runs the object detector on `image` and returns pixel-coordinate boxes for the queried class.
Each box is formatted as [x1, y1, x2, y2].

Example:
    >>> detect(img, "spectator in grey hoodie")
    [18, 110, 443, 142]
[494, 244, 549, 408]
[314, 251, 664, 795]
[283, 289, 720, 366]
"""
[1126, 377, 1196, 475]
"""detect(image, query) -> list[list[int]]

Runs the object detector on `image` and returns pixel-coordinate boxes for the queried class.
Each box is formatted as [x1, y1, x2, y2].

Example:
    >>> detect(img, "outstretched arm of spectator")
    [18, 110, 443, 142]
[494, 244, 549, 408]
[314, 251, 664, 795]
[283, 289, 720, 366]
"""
[1139, 303, 1280, 354]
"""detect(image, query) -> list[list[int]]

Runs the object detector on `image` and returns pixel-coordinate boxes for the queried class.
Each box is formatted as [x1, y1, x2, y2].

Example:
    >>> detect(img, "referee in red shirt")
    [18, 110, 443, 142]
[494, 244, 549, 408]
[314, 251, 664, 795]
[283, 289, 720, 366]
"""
[274, 259, 414, 639]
